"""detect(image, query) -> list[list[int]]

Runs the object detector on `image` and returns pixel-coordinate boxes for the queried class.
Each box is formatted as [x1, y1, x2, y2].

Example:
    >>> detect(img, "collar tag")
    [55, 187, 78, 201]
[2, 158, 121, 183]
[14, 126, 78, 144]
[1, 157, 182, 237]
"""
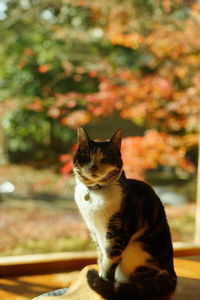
[84, 184, 103, 201]
[84, 191, 90, 201]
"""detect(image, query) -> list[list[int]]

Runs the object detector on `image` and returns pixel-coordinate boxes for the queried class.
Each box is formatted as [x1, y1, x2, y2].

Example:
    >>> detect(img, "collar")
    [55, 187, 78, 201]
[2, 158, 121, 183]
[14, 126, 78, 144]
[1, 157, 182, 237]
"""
[87, 184, 104, 191]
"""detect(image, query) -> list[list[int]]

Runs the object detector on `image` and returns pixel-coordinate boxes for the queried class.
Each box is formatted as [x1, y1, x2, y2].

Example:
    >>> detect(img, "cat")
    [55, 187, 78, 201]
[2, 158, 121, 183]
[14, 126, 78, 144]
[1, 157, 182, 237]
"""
[73, 127, 177, 300]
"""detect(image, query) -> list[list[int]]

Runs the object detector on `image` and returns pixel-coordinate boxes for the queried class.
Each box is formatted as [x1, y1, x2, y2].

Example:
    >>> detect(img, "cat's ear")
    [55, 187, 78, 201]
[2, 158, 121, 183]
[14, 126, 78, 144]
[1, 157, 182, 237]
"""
[77, 127, 90, 148]
[109, 129, 123, 150]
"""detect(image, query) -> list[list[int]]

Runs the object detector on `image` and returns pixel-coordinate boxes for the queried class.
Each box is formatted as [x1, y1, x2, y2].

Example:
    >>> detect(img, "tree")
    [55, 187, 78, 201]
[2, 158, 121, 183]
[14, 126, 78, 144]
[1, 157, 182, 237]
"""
[0, 0, 199, 178]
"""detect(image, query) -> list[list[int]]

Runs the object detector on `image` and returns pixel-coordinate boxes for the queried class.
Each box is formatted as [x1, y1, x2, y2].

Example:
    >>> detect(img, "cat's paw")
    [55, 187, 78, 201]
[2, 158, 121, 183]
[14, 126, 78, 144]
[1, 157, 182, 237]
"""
[100, 271, 114, 282]
[87, 269, 100, 289]
[87, 269, 115, 300]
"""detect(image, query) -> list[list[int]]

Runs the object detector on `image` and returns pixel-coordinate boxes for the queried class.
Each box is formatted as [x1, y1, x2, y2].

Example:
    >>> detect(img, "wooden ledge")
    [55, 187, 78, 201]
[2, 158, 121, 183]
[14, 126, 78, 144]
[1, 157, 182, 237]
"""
[1, 244, 200, 277]
[173, 243, 200, 257]
[0, 251, 96, 277]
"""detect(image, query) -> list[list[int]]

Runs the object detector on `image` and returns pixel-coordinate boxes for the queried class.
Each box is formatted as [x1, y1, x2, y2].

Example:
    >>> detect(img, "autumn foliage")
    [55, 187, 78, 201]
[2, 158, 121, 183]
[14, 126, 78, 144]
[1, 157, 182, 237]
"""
[0, 0, 199, 179]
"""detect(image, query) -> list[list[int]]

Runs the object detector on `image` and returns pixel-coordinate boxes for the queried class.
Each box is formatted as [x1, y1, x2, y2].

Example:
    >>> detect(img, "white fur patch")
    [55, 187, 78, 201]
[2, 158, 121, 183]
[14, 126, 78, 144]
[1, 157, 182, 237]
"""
[74, 178, 123, 255]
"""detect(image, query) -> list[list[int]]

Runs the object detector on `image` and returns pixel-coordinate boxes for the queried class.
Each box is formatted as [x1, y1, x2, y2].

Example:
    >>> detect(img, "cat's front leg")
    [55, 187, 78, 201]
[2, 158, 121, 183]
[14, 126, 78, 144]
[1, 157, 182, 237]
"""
[99, 247, 121, 281]
[99, 256, 120, 282]
[92, 238, 112, 280]
[92, 234, 119, 281]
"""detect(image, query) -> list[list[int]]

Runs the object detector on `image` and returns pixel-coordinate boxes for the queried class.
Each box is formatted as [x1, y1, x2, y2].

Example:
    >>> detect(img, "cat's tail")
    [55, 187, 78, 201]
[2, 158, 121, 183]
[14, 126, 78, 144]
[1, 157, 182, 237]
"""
[87, 268, 177, 300]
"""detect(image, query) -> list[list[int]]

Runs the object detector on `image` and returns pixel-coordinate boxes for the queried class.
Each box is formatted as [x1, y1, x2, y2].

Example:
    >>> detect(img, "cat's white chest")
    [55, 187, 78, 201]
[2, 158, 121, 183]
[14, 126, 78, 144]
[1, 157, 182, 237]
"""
[74, 180, 123, 253]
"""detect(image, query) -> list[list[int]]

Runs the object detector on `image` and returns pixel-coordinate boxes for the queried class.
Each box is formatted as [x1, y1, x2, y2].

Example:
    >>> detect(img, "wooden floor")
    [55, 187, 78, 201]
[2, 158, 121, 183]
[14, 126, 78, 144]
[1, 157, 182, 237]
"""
[0, 271, 78, 300]
[0, 257, 200, 300]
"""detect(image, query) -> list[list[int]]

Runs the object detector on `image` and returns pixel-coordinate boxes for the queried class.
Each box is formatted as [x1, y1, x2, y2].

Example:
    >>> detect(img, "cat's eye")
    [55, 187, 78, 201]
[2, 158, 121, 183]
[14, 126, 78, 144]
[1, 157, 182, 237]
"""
[78, 154, 90, 164]
[101, 157, 110, 164]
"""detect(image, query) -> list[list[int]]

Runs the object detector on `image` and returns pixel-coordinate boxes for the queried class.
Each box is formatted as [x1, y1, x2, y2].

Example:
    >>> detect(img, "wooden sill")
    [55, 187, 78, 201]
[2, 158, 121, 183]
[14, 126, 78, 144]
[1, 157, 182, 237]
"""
[173, 242, 200, 257]
[0, 251, 96, 277]
[0, 244, 200, 277]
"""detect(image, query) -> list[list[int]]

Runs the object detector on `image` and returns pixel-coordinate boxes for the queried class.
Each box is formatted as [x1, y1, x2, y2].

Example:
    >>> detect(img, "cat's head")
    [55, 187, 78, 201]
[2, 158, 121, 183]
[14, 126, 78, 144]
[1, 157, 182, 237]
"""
[73, 127, 123, 187]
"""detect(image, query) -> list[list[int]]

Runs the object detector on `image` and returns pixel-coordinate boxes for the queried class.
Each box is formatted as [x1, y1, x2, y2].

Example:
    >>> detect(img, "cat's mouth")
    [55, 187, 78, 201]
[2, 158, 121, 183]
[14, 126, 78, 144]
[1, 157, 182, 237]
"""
[90, 171, 99, 178]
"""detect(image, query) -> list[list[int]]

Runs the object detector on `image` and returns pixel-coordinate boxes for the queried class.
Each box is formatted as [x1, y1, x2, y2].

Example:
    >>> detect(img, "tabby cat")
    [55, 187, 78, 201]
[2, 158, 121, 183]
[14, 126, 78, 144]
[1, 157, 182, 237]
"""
[73, 127, 177, 300]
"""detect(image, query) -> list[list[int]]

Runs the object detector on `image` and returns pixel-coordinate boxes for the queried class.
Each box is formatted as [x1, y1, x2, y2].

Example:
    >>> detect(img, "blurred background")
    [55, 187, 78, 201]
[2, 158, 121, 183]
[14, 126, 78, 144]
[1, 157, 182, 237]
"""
[0, 0, 199, 256]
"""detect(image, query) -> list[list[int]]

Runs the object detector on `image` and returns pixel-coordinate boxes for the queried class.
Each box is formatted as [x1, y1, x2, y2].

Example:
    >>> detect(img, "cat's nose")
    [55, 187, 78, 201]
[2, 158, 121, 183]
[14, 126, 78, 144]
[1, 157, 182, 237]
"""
[90, 164, 98, 172]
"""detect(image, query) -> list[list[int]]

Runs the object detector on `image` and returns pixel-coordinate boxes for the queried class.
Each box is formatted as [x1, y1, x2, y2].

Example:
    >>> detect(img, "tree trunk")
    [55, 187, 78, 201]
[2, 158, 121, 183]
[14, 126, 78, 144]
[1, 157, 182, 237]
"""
[0, 120, 7, 165]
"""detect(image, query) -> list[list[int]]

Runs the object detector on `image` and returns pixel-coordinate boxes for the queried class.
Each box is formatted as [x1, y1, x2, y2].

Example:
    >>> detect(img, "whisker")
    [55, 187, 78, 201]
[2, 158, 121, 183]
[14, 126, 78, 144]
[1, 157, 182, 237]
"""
[63, 180, 74, 196]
